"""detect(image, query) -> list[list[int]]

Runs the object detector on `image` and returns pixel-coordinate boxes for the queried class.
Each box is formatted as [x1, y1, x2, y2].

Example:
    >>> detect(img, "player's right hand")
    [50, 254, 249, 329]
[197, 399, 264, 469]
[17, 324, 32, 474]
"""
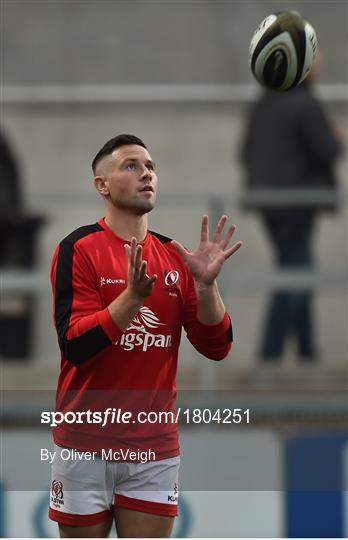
[124, 237, 157, 300]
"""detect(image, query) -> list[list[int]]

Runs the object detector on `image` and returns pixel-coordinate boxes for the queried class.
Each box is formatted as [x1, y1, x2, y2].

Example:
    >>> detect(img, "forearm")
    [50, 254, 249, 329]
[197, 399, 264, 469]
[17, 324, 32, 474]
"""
[59, 288, 145, 365]
[108, 289, 144, 331]
[195, 280, 226, 325]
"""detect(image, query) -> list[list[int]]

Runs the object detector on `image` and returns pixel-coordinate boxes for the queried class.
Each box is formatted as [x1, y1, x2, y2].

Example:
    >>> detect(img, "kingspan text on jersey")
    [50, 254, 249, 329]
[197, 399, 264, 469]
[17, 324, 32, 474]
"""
[118, 332, 172, 352]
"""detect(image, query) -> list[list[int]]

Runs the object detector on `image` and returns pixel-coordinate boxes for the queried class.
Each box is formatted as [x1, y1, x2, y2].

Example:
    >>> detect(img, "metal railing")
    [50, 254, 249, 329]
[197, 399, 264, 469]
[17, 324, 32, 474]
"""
[1, 189, 346, 294]
[2, 83, 348, 104]
[1, 268, 347, 295]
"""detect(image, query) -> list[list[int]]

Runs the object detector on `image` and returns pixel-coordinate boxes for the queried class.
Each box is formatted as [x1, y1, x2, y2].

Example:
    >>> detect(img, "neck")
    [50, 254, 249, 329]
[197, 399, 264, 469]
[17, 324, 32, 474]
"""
[104, 207, 148, 242]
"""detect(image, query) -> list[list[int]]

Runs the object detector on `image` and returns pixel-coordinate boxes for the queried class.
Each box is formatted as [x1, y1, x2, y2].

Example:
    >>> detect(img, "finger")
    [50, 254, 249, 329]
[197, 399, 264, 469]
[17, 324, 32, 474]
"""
[220, 224, 237, 250]
[224, 241, 243, 260]
[171, 240, 190, 261]
[200, 214, 209, 243]
[147, 274, 158, 286]
[139, 260, 147, 281]
[129, 237, 137, 267]
[134, 244, 142, 274]
[124, 244, 134, 282]
[213, 215, 228, 243]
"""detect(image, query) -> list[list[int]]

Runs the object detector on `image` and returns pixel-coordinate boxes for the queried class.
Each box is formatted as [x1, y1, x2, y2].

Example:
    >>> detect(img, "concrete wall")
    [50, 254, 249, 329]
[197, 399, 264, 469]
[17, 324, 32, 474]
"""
[2, 0, 347, 84]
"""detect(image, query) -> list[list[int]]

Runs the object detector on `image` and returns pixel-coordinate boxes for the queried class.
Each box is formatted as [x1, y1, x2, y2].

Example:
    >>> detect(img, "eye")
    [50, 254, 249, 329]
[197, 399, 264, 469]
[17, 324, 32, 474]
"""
[126, 162, 136, 171]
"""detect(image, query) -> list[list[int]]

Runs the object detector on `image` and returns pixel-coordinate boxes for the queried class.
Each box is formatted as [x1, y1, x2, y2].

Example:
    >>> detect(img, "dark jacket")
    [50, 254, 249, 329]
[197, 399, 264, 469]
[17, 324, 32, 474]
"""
[241, 83, 342, 211]
[0, 131, 22, 219]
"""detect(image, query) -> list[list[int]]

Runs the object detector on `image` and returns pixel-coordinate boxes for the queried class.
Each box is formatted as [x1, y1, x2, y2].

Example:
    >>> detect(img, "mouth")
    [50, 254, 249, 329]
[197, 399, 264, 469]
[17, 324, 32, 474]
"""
[139, 186, 154, 193]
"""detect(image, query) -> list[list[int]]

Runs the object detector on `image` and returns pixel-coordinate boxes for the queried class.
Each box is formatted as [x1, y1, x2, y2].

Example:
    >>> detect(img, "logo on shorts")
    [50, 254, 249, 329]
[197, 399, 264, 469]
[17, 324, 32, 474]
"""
[51, 480, 64, 508]
[168, 482, 179, 503]
[118, 307, 172, 352]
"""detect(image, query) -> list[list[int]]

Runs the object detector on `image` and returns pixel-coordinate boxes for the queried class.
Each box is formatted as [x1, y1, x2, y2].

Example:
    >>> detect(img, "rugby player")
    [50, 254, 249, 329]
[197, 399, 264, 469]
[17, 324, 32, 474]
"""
[49, 134, 242, 537]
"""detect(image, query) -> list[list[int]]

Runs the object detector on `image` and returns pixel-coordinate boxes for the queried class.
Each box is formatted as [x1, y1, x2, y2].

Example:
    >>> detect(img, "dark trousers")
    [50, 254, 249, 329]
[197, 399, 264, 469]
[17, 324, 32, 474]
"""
[260, 211, 316, 360]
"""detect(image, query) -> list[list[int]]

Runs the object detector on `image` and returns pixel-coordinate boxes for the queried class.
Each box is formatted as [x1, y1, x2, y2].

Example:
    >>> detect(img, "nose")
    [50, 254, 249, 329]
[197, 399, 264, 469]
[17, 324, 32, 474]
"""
[140, 165, 152, 181]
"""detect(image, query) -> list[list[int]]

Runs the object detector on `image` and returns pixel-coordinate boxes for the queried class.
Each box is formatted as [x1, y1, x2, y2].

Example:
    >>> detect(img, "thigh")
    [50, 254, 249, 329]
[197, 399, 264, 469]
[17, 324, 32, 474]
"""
[59, 516, 113, 538]
[114, 456, 180, 534]
[263, 211, 315, 266]
[262, 213, 288, 262]
[49, 445, 114, 530]
[114, 507, 174, 538]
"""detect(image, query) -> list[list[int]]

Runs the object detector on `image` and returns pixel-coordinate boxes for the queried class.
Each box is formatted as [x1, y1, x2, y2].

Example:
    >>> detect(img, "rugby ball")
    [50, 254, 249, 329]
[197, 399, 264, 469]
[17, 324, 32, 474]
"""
[249, 11, 317, 91]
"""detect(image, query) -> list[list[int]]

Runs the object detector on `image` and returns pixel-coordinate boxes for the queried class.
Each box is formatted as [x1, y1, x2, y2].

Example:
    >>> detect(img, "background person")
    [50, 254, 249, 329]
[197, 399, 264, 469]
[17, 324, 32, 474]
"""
[0, 129, 44, 359]
[241, 53, 343, 362]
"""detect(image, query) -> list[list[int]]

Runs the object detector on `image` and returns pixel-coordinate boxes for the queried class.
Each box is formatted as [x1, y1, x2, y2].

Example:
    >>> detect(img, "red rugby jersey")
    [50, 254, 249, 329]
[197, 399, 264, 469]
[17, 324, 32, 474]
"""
[51, 217, 233, 459]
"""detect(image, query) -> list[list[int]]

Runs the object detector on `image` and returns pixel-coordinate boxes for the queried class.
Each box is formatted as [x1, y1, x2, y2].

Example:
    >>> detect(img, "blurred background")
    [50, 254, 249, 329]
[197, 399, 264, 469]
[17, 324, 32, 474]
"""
[1, 0, 347, 537]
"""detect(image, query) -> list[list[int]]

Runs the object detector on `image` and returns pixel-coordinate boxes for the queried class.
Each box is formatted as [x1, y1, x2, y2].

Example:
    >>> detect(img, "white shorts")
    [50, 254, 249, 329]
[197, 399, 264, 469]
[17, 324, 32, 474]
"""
[49, 444, 180, 527]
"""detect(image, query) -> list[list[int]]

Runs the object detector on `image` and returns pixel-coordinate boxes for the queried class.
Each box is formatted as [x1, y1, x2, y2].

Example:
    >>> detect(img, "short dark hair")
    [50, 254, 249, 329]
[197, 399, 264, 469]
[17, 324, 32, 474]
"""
[92, 134, 147, 174]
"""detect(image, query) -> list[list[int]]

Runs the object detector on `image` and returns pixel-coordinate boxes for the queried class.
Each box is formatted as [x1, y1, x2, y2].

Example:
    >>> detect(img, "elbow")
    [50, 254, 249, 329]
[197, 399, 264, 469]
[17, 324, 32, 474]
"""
[203, 342, 233, 362]
[192, 319, 234, 361]
[61, 337, 94, 365]
[61, 326, 111, 365]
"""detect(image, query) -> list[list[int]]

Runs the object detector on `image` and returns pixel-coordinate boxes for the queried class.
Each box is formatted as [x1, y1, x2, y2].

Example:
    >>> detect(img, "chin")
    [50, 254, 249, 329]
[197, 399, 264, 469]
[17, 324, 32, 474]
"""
[128, 200, 155, 215]
[135, 202, 155, 215]
[113, 197, 155, 215]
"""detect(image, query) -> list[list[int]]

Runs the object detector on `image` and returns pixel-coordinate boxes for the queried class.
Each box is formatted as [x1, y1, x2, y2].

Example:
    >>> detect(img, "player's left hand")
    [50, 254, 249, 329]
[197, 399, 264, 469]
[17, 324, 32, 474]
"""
[172, 215, 242, 286]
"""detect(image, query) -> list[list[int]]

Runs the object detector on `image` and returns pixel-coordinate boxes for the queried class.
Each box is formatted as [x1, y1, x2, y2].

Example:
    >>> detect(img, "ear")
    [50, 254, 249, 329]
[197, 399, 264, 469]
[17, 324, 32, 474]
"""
[94, 175, 109, 196]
